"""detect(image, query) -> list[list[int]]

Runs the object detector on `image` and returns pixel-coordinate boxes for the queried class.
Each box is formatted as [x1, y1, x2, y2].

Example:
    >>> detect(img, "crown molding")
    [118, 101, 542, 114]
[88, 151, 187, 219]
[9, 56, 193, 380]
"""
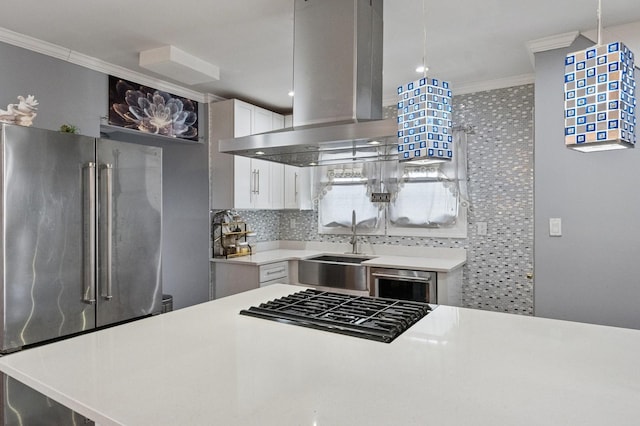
[526, 30, 580, 67]
[0, 26, 212, 103]
[0, 26, 70, 60]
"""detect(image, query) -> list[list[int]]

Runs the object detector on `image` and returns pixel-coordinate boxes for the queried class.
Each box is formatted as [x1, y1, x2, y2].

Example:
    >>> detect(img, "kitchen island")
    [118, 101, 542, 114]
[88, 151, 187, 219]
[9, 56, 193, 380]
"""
[0, 284, 639, 425]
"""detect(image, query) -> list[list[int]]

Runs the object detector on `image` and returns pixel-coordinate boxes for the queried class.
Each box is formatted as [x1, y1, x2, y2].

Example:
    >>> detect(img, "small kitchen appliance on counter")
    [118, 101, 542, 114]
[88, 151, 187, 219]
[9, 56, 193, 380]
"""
[240, 289, 433, 343]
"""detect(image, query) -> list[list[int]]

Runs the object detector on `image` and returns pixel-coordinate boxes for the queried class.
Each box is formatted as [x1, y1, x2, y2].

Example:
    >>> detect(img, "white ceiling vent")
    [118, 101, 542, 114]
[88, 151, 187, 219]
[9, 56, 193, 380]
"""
[139, 45, 220, 85]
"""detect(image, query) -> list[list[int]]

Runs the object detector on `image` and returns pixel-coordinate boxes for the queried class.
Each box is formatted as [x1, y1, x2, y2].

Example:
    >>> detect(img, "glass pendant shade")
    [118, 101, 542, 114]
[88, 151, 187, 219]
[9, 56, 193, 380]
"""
[564, 42, 637, 152]
[397, 77, 453, 162]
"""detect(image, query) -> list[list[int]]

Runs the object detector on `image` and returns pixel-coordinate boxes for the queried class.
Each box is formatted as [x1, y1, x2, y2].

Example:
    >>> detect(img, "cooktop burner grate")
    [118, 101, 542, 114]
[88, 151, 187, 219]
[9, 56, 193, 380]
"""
[239, 289, 434, 343]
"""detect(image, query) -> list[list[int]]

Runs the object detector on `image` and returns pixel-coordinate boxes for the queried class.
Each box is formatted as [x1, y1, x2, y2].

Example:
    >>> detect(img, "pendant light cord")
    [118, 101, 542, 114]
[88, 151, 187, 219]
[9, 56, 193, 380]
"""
[422, 0, 428, 78]
[597, 0, 602, 46]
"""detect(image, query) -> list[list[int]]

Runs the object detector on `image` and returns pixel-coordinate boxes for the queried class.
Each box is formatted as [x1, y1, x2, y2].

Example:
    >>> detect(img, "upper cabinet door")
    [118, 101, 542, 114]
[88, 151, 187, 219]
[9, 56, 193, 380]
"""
[284, 166, 312, 210]
[250, 159, 272, 209]
[233, 101, 253, 137]
[233, 101, 283, 210]
[232, 101, 254, 209]
[272, 114, 285, 130]
[252, 106, 272, 134]
[268, 112, 285, 210]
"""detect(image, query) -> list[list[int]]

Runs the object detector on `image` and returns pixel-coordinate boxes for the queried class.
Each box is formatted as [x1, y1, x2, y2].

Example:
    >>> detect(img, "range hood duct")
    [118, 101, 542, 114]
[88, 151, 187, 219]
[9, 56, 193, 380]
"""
[218, 0, 397, 167]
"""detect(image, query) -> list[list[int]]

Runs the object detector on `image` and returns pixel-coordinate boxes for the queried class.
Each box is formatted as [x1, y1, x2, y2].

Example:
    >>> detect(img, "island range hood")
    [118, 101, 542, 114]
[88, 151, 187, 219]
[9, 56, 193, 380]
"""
[218, 0, 397, 167]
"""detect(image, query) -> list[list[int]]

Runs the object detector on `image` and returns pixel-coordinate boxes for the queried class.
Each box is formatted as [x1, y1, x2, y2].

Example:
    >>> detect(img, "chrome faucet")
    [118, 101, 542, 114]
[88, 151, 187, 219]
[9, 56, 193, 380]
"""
[349, 210, 358, 254]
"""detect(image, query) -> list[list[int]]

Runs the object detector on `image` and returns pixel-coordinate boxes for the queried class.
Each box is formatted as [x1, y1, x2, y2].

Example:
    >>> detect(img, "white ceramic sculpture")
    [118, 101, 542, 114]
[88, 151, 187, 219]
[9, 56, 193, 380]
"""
[0, 95, 39, 126]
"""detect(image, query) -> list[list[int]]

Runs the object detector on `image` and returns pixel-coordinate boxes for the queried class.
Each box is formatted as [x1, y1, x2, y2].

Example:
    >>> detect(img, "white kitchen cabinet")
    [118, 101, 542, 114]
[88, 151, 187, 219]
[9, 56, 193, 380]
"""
[258, 261, 289, 287]
[269, 113, 285, 209]
[436, 268, 463, 307]
[214, 261, 289, 298]
[210, 99, 285, 209]
[272, 113, 285, 130]
[284, 165, 312, 210]
[283, 114, 313, 210]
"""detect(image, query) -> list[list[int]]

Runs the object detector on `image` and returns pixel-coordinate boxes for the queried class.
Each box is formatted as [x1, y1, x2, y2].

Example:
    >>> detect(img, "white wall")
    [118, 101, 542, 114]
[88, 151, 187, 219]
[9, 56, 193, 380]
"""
[534, 36, 640, 329]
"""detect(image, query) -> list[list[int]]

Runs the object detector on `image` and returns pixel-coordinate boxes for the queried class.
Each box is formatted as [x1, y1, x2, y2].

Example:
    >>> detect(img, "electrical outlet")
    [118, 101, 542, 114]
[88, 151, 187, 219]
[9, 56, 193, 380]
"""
[289, 218, 297, 229]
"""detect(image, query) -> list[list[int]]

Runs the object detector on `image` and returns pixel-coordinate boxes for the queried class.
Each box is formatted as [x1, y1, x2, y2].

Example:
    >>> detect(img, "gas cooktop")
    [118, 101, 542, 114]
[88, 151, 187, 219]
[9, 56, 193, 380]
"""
[239, 289, 434, 343]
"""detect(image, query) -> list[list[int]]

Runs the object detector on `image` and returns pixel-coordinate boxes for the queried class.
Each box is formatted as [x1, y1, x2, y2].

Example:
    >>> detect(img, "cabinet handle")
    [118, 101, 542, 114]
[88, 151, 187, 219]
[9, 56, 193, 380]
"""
[251, 170, 257, 194]
[256, 169, 260, 195]
[371, 272, 432, 283]
[294, 173, 299, 201]
[266, 268, 285, 275]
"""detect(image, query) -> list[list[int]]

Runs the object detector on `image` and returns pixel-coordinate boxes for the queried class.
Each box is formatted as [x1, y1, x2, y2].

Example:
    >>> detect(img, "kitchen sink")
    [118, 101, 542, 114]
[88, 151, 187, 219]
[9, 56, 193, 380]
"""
[298, 254, 375, 291]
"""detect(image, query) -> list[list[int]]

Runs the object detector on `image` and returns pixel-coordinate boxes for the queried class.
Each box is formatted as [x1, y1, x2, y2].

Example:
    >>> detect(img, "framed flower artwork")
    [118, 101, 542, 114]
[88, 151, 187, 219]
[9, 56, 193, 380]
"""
[108, 76, 199, 141]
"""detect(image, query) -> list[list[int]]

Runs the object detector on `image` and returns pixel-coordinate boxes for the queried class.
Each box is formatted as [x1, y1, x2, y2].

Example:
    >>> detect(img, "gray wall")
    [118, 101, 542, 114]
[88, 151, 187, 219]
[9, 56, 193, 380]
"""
[534, 36, 640, 329]
[0, 41, 210, 310]
[0, 42, 104, 136]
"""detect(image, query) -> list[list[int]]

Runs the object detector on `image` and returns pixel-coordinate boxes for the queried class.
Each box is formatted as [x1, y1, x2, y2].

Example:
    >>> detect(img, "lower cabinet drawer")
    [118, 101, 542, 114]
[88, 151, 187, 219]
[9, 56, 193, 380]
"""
[260, 277, 288, 288]
[259, 261, 289, 284]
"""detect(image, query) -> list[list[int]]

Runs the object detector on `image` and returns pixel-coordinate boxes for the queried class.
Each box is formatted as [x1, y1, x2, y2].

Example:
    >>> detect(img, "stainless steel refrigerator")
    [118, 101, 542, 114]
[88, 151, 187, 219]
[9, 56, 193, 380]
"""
[0, 123, 163, 424]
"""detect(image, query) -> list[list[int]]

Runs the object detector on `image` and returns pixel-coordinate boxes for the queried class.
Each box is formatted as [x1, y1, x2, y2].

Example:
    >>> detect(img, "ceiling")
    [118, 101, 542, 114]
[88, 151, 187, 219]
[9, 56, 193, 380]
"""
[0, 0, 639, 113]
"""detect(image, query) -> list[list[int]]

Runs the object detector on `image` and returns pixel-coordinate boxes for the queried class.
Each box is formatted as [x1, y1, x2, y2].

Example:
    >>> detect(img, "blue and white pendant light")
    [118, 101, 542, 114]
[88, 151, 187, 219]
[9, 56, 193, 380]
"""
[397, 78, 453, 161]
[564, 0, 637, 152]
[397, 0, 453, 162]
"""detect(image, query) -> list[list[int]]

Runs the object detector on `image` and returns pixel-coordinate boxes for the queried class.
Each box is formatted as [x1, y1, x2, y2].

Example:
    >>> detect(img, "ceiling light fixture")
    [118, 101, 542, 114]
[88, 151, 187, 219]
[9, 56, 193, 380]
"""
[564, 0, 636, 152]
[288, 91, 295, 97]
[397, 0, 453, 163]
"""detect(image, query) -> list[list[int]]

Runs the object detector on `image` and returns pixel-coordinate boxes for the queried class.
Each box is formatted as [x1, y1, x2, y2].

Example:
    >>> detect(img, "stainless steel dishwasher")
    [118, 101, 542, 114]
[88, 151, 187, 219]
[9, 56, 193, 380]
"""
[370, 267, 437, 303]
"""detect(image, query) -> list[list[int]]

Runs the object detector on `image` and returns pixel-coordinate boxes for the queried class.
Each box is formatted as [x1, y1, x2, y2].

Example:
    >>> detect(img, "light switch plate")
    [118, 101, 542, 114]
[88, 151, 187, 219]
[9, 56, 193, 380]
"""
[549, 218, 562, 236]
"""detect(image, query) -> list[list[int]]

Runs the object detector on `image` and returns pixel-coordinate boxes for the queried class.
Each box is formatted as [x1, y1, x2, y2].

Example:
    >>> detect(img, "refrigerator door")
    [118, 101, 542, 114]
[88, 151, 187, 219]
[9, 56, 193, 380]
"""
[0, 125, 97, 352]
[96, 139, 162, 326]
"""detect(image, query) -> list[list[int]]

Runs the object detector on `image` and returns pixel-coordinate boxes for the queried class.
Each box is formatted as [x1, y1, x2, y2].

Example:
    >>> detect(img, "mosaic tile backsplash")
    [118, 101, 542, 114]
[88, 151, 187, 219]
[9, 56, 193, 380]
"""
[238, 84, 534, 315]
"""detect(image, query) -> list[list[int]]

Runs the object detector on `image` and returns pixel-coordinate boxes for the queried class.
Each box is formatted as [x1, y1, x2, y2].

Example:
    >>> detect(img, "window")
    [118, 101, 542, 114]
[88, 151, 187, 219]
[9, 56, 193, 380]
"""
[315, 164, 382, 235]
[315, 129, 469, 238]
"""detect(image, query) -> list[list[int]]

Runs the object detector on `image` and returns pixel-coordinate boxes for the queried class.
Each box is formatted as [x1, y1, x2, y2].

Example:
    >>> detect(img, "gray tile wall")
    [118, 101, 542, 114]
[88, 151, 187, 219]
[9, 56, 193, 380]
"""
[238, 84, 534, 315]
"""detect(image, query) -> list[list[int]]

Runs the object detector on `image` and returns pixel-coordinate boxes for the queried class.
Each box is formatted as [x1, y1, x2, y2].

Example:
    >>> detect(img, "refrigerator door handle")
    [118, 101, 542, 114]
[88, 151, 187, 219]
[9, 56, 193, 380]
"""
[83, 162, 97, 304]
[100, 163, 114, 301]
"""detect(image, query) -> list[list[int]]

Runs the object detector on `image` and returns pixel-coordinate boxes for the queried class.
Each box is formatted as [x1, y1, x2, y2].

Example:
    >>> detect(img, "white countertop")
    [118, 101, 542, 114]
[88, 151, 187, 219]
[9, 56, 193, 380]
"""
[361, 255, 464, 272]
[212, 246, 466, 272]
[1, 284, 639, 425]
[212, 249, 323, 265]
